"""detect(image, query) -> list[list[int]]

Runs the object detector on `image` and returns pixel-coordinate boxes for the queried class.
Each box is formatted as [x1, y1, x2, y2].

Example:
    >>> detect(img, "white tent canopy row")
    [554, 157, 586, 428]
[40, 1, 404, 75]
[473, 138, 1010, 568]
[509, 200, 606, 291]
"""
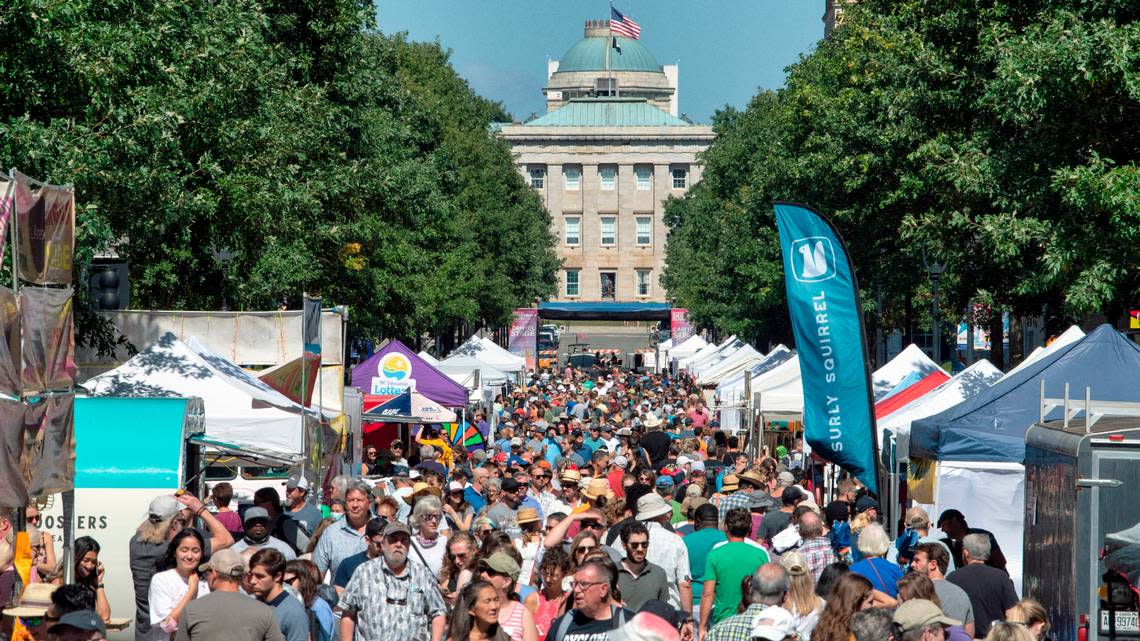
[879, 359, 1004, 454]
[697, 344, 765, 387]
[999, 325, 1084, 382]
[82, 332, 325, 461]
[716, 343, 946, 432]
[680, 336, 743, 373]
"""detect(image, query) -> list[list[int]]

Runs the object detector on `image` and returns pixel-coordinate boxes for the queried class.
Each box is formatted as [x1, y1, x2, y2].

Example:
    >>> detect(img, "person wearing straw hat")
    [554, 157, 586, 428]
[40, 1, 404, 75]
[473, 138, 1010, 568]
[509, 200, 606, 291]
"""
[3, 582, 58, 639]
[892, 599, 961, 641]
[713, 475, 750, 526]
[515, 508, 544, 586]
[558, 468, 584, 513]
[633, 494, 692, 614]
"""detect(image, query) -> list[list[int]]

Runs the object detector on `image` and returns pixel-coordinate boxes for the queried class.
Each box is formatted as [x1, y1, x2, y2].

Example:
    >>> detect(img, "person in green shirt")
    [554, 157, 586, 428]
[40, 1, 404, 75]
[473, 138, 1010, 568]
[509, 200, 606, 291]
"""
[699, 507, 770, 634]
[682, 504, 727, 623]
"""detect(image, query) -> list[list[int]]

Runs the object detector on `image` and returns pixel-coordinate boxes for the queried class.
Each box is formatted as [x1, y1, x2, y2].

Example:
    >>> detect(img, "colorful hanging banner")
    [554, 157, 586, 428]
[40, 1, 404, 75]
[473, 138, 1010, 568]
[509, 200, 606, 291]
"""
[14, 171, 75, 285]
[20, 286, 75, 393]
[670, 308, 694, 343]
[0, 177, 12, 265]
[774, 202, 878, 494]
[508, 308, 538, 370]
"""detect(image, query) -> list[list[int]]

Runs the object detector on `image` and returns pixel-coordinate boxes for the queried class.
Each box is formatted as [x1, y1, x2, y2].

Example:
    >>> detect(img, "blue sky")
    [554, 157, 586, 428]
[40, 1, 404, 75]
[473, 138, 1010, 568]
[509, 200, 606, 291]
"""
[374, 1, 824, 124]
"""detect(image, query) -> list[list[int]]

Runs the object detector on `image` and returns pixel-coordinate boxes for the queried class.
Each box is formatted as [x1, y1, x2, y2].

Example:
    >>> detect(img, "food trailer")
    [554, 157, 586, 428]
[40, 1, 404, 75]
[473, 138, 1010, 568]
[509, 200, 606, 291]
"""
[1024, 397, 1140, 641]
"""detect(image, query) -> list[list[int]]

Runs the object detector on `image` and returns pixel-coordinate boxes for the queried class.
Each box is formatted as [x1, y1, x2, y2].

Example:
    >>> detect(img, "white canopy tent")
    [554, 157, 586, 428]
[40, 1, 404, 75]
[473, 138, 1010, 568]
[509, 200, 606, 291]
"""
[83, 332, 315, 461]
[448, 335, 525, 373]
[718, 352, 801, 431]
[999, 325, 1084, 382]
[878, 359, 1004, 454]
[871, 344, 942, 400]
[667, 335, 708, 362]
[437, 354, 511, 390]
[677, 337, 728, 371]
[697, 344, 764, 386]
[418, 351, 442, 367]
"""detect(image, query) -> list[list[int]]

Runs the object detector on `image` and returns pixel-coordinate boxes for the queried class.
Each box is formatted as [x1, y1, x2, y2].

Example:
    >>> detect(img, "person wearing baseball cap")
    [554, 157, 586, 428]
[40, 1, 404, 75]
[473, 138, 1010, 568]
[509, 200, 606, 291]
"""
[231, 506, 297, 561]
[129, 492, 235, 640]
[653, 475, 684, 525]
[338, 519, 446, 641]
[175, 548, 282, 640]
[46, 610, 107, 640]
[892, 599, 960, 641]
[284, 476, 323, 537]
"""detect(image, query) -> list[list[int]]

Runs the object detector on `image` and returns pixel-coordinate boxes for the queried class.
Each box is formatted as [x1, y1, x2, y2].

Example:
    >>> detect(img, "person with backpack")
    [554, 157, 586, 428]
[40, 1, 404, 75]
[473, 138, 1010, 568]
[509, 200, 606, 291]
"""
[543, 559, 634, 641]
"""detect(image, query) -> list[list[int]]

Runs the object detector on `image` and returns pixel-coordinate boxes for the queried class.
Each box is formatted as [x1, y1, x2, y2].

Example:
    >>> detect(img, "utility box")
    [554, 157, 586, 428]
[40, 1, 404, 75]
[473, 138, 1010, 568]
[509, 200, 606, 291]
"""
[1024, 414, 1140, 641]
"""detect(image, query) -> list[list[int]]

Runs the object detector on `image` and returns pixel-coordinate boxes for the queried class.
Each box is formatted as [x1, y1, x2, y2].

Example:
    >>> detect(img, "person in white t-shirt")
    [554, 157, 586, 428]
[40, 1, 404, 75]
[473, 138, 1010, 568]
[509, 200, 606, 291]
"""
[148, 529, 210, 641]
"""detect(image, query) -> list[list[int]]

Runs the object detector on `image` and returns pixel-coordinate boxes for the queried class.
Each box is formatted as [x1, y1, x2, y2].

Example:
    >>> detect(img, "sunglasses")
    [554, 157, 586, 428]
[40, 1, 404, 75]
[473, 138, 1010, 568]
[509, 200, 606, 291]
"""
[284, 574, 298, 583]
[627, 541, 649, 549]
[450, 551, 469, 560]
[422, 513, 441, 521]
[575, 545, 597, 555]
[26, 515, 41, 524]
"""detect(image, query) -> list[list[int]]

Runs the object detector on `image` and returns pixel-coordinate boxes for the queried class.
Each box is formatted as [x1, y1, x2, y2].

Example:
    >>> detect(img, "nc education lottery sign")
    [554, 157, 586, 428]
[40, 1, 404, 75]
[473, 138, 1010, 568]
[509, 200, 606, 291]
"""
[371, 351, 416, 396]
[508, 308, 538, 370]
[774, 202, 878, 494]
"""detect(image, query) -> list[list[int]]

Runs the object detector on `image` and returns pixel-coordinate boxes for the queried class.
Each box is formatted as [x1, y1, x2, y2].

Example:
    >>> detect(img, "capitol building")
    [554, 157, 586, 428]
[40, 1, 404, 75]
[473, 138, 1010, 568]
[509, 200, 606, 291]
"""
[497, 20, 715, 304]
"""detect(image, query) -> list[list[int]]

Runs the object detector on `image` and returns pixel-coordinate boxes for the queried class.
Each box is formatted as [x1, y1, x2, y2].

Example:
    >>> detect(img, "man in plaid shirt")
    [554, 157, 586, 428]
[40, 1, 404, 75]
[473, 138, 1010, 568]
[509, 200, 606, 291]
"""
[795, 511, 836, 581]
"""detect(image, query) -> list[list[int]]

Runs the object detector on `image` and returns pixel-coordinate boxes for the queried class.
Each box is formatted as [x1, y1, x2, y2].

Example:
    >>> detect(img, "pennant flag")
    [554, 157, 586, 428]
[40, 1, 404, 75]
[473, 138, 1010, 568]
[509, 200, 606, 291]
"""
[774, 202, 879, 494]
[610, 7, 641, 39]
[612, 36, 621, 53]
[257, 354, 321, 406]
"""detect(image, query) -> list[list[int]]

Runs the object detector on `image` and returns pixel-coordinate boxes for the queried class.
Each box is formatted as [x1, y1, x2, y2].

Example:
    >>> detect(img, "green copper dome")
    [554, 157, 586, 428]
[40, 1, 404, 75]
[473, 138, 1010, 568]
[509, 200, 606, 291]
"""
[558, 36, 661, 73]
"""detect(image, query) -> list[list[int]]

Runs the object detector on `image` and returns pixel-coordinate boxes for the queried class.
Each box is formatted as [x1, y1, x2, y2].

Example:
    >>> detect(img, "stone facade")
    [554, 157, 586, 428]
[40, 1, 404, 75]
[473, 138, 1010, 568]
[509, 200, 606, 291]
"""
[496, 21, 715, 304]
[499, 125, 713, 302]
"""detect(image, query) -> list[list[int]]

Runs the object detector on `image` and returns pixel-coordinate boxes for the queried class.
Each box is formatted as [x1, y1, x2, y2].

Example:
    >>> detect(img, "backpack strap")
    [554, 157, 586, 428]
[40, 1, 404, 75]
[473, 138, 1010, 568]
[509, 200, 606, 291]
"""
[552, 610, 576, 641]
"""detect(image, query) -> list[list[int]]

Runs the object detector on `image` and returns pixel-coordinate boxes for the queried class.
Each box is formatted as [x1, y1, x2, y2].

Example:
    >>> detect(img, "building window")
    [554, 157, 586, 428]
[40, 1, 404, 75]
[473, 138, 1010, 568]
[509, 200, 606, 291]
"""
[565, 270, 580, 297]
[635, 216, 652, 246]
[671, 166, 688, 189]
[529, 166, 545, 189]
[636, 165, 652, 190]
[599, 165, 616, 191]
[564, 166, 581, 191]
[564, 216, 580, 246]
[600, 271, 617, 300]
[636, 270, 651, 297]
[599, 216, 616, 246]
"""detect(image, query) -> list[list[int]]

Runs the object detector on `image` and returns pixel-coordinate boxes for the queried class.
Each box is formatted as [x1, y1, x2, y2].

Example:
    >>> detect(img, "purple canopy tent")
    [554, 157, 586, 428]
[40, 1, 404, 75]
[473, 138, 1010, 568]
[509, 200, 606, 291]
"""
[351, 339, 468, 407]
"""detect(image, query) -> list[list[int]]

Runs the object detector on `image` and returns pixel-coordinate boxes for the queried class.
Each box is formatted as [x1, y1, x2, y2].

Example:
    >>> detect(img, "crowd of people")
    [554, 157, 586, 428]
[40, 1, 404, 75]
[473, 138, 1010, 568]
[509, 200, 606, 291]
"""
[0, 365, 1053, 641]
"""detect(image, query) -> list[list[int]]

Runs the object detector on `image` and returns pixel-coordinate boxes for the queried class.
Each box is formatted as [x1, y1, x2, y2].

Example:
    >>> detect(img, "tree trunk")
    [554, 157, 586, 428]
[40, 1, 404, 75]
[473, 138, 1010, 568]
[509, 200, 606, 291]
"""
[988, 312, 1005, 370]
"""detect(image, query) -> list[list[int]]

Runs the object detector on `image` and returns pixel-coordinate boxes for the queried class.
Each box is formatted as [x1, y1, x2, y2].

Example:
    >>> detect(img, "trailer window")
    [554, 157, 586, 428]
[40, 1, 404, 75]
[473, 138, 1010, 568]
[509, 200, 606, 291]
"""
[205, 464, 237, 480]
[241, 466, 291, 480]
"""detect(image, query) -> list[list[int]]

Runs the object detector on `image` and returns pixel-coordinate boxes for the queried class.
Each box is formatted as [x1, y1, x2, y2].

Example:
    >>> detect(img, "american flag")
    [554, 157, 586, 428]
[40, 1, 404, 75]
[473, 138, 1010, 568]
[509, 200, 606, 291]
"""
[610, 7, 641, 40]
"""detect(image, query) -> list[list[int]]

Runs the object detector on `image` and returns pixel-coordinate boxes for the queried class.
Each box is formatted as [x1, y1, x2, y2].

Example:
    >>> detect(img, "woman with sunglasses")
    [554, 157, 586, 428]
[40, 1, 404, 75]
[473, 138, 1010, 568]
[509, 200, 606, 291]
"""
[568, 531, 601, 570]
[285, 559, 334, 641]
[523, 546, 571, 638]
[410, 496, 449, 575]
[445, 481, 475, 533]
[477, 551, 538, 641]
[441, 532, 478, 605]
[362, 446, 381, 476]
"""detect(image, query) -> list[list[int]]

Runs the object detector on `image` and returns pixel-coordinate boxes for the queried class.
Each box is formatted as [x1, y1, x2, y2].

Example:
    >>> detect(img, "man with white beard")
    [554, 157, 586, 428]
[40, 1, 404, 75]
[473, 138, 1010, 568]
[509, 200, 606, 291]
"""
[336, 522, 446, 641]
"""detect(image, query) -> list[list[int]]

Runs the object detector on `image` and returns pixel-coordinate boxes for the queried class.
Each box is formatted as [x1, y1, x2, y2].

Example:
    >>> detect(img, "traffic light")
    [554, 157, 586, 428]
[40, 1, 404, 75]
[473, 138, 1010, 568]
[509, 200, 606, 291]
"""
[87, 261, 129, 310]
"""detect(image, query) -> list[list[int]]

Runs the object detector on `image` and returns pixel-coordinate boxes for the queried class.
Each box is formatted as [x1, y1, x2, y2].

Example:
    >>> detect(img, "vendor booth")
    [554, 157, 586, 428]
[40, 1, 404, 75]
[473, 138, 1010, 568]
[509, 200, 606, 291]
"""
[911, 324, 1140, 596]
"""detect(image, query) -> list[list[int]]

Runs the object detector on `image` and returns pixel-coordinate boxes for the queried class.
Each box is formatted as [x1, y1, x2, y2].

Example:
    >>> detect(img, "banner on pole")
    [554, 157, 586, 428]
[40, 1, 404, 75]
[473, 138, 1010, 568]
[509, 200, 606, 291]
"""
[303, 295, 321, 356]
[774, 202, 878, 494]
[14, 171, 74, 285]
[670, 308, 694, 343]
[0, 178, 12, 265]
[20, 286, 75, 393]
[508, 308, 538, 370]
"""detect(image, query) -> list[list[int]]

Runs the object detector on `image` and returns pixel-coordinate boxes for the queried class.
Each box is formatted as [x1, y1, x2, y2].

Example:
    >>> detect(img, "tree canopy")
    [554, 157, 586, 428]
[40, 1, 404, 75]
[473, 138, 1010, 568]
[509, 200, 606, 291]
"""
[0, 0, 557, 352]
[664, 0, 1140, 356]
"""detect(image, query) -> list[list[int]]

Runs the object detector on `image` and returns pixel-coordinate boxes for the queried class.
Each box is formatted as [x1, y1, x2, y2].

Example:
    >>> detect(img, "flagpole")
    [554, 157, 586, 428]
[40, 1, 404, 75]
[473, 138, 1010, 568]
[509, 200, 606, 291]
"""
[606, 1, 613, 89]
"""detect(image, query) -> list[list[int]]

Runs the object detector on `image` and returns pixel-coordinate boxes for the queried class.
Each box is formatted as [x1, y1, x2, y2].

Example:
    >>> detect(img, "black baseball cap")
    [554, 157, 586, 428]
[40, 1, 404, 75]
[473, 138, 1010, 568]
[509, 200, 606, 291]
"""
[502, 478, 523, 493]
[49, 610, 106, 635]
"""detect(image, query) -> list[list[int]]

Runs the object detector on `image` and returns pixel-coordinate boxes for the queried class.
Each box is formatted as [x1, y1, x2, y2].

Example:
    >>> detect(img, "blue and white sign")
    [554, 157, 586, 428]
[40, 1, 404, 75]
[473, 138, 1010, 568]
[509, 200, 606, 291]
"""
[774, 202, 878, 494]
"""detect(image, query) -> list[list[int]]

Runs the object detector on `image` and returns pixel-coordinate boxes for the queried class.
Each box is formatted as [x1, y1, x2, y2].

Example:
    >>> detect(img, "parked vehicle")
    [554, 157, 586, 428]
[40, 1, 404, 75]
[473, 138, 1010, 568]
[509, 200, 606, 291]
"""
[1024, 412, 1140, 641]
